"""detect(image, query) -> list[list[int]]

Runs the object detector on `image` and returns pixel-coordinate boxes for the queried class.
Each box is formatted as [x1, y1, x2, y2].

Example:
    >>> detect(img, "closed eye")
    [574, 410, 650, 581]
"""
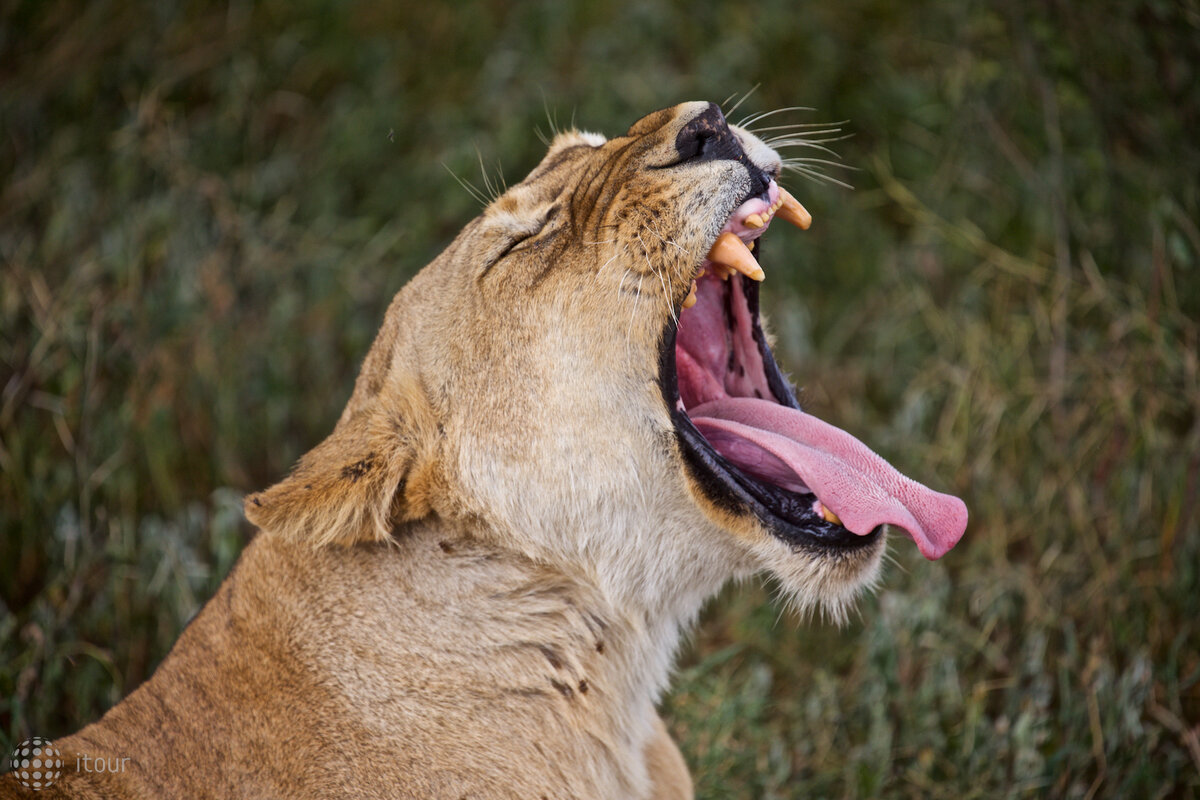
[493, 229, 539, 263]
[478, 204, 561, 277]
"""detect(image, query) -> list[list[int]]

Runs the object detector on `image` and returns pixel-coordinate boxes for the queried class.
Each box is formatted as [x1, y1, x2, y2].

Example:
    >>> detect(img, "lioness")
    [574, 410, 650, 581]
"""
[3, 102, 966, 799]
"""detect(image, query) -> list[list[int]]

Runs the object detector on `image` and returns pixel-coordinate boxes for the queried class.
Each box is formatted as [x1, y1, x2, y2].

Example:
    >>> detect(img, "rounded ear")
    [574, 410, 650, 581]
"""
[244, 374, 439, 547]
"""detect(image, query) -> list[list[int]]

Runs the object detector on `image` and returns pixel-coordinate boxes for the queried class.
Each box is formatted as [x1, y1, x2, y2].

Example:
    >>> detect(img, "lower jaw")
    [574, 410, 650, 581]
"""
[661, 319, 881, 556]
[676, 405, 882, 555]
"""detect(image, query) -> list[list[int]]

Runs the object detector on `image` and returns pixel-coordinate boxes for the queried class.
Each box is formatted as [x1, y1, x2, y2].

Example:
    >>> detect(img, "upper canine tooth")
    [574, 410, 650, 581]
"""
[707, 232, 765, 281]
[745, 213, 765, 229]
[776, 188, 812, 230]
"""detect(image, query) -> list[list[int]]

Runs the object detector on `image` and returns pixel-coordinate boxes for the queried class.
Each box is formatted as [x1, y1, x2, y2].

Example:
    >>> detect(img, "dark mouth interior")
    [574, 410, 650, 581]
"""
[662, 236, 880, 552]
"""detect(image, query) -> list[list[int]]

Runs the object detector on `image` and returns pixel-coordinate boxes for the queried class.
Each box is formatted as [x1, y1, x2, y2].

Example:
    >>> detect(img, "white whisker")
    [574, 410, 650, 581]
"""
[737, 106, 816, 129]
[644, 219, 688, 255]
[617, 265, 632, 302]
[782, 156, 855, 171]
[599, 251, 621, 275]
[625, 257, 646, 345]
[764, 132, 849, 146]
[764, 131, 853, 145]
[542, 94, 560, 136]
[783, 163, 855, 189]
[723, 84, 760, 118]
[636, 229, 677, 326]
[442, 163, 491, 207]
[751, 120, 849, 134]
[475, 148, 502, 203]
[768, 139, 849, 160]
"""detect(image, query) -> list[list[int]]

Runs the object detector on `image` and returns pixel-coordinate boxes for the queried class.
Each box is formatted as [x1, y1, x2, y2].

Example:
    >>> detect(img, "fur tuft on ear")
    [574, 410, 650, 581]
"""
[244, 352, 439, 547]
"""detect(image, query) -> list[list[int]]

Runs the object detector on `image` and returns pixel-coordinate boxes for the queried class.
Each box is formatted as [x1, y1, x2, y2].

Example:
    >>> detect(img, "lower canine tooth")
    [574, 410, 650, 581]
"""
[818, 502, 842, 525]
[682, 280, 698, 308]
[707, 232, 764, 281]
[776, 188, 812, 230]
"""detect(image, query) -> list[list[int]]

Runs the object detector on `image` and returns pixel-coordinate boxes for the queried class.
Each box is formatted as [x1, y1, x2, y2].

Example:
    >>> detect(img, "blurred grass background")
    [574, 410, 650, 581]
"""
[2, 0, 1198, 796]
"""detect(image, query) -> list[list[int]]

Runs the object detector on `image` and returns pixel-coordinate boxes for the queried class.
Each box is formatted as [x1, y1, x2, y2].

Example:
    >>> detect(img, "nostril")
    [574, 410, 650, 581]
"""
[678, 130, 715, 162]
[674, 103, 741, 164]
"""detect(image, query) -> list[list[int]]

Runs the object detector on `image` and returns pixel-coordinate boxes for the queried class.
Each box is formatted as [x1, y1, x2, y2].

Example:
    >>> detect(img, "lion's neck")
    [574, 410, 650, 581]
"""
[464, 504, 749, 707]
[270, 523, 705, 795]
[584, 520, 743, 694]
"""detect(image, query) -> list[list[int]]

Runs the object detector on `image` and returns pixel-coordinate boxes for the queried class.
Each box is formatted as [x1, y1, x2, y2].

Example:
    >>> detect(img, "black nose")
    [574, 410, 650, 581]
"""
[675, 103, 772, 197]
[675, 103, 742, 163]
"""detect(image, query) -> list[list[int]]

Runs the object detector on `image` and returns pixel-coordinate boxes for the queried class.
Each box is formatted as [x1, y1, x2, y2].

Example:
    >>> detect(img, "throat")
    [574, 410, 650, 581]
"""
[586, 516, 744, 693]
[488, 509, 744, 704]
[676, 273, 772, 411]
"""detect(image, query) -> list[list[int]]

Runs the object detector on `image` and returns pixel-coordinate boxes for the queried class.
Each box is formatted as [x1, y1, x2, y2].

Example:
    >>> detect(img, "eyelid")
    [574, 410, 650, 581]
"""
[493, 227, 539, 262]
[506, 205, 559, 253]
[479, 205, 559, 275]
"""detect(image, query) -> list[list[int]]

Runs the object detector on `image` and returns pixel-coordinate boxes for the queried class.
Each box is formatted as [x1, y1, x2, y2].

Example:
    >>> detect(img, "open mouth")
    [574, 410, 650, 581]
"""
[662, 181, 968, 560]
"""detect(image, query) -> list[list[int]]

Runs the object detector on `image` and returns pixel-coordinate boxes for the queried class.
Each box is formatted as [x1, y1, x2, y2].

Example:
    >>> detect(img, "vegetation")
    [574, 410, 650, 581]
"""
[2, 0, 1197, 796]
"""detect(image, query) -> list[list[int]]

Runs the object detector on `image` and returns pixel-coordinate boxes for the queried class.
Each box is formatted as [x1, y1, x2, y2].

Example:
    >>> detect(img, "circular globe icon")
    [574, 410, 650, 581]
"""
[10, 737, 63, 791]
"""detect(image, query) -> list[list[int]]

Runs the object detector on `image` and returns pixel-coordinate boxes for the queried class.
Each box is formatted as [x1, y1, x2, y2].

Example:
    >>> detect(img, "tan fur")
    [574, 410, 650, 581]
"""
[2, 103, 882, 799]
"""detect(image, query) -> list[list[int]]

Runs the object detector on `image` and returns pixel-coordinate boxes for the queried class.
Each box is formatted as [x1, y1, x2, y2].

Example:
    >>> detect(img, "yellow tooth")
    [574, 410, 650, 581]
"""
[696, 267, 706, 278]
[745, 213, 765, 229]
[707, 232, 764, 281]
[682, 280, 698, 308]
[819, 502, 842, 525]
[713, 263, 734, 280]
[776, 188, 812, 230]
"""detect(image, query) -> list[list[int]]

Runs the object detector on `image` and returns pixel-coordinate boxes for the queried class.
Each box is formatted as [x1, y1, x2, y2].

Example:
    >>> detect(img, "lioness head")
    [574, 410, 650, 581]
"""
[245, 102, 967, 620]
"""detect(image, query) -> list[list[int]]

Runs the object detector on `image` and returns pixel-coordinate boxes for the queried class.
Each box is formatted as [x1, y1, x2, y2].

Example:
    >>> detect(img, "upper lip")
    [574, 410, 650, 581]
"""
[678, 181, 813, 309]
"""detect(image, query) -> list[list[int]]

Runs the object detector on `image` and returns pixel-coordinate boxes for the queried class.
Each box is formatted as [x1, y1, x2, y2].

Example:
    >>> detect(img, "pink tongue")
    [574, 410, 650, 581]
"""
[690, 397, 967, 560]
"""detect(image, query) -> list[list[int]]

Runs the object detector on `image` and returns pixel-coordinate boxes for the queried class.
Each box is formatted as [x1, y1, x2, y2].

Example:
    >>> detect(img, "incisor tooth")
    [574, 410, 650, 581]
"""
[682, 280, 698, 308]
[745, 213, 765, 229]
[776, 188, 812, 230]
[707, 232, 764, 281]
